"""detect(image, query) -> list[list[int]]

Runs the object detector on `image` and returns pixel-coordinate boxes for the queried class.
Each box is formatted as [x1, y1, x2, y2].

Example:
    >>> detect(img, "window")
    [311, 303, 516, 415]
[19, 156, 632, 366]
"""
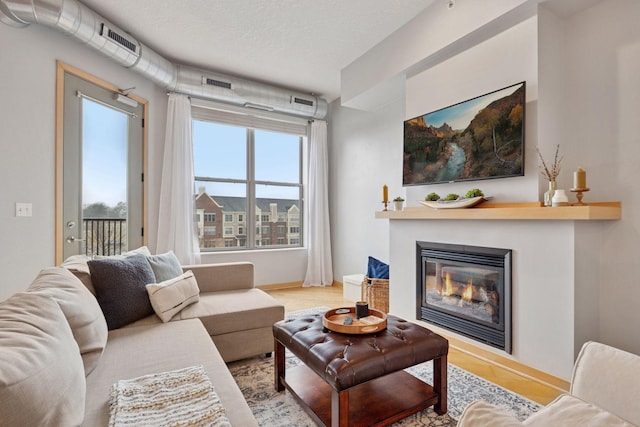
[192, 104, 306, 252]
[290, 226, 300, 233]
[204, 226, 216, 235]
[204, 213, 216, 222]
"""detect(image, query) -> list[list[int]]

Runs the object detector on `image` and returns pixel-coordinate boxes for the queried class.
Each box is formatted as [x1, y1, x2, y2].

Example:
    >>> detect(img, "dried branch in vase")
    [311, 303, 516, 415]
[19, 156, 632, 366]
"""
[536, 144, 563, 181]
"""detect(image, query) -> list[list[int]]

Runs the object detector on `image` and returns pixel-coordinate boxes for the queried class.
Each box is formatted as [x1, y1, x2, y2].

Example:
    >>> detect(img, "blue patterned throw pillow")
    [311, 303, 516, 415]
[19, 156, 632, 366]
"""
[367, 256, 389, 279]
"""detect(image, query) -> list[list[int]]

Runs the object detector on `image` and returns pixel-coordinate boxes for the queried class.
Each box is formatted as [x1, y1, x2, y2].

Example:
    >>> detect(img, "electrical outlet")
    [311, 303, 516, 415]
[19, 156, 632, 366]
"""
[15, 203, 32, 217]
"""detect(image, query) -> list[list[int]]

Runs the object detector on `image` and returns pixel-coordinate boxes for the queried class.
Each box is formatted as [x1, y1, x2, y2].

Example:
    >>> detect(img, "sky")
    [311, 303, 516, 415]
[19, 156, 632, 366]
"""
[81, 101, 303, 209]
[192, 120, 301, 199]
[422, 83, 522, 131]
[82, 99, 128, 207]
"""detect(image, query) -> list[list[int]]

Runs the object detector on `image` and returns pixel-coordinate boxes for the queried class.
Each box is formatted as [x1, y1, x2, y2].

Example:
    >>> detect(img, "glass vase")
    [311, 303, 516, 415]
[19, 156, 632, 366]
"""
[544, 180, 557, 207]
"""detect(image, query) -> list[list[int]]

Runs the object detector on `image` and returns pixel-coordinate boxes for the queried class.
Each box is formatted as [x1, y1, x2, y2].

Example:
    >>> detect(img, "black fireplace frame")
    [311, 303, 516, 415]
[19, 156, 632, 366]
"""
[416, 241, 512, 353]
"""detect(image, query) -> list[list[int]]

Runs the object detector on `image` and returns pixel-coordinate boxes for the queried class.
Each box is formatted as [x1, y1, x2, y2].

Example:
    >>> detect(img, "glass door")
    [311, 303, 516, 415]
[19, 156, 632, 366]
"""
[59, 68, 145, 261]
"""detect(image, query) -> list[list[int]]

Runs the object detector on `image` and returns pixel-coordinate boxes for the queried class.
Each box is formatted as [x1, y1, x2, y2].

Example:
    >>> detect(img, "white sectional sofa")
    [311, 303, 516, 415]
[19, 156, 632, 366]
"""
[457, 341, 640, 427]
[0, 252, 284, 426]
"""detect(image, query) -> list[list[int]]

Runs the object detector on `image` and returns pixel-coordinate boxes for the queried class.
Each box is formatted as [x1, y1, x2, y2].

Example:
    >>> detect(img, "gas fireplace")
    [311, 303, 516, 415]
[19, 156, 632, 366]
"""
[416, 241, 512, 353]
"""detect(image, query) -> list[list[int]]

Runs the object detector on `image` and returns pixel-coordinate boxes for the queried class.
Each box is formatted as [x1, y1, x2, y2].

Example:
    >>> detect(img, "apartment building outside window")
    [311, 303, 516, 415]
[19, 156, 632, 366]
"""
[192, 102, 306, 252]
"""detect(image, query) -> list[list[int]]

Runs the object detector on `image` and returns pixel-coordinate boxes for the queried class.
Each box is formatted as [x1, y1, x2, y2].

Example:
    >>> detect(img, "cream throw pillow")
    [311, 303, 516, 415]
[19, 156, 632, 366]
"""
[146, 271, 200, 322]
[27, 267, 108, 376]
[0, 292, 86, 426]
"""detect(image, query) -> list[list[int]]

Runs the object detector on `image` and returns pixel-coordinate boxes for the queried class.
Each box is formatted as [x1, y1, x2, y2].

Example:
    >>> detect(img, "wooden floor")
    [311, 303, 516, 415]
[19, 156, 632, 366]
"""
[264, 284, 564, 406]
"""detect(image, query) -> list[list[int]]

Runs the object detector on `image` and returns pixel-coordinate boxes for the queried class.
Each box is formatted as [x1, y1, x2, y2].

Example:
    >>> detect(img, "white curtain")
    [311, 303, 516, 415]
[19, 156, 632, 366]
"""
[303, 120, 333, 287]
[156, 93, 201, 265]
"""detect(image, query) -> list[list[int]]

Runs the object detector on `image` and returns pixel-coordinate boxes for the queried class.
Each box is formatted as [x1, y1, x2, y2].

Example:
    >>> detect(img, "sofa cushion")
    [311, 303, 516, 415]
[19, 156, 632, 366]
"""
[146, 270, 200, 322]
[0, 292, 86, 426]
[88, 253, 156, 330]
[176, 288, 284, 335]
[27, 267, 108, 376]
[146, 251, 183, 282]
[571, 341, 640, 425]
[84, 320, 258, 426]
[61, 253, 95, 294]
[523, 394, 635, 427]
[457, 400, 524, 427]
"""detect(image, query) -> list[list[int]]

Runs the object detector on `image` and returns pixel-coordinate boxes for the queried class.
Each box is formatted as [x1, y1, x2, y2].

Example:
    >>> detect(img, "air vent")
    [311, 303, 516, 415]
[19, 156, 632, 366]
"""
[205, 78, 232, 90]
[100, 24, 137, 53]
[293, 97, 314, 107]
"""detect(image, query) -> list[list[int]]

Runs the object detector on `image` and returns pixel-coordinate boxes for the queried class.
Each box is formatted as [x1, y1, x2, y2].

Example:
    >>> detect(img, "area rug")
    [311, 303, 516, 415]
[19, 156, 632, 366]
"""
[228, 307, 541, 426]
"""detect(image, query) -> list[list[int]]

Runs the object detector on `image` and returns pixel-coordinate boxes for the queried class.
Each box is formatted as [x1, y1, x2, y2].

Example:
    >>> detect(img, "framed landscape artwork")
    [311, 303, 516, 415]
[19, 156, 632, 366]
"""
[403, 81, 525, 186]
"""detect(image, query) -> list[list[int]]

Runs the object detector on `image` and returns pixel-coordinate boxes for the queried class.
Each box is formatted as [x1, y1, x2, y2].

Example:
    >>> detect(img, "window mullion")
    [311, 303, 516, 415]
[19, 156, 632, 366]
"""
[246, 128, 256, 249]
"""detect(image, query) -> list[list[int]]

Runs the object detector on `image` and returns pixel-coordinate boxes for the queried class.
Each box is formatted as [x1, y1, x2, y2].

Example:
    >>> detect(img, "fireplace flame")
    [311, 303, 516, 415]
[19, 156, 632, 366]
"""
[462, 278, 473, 302]
[442, 272, 453, 296]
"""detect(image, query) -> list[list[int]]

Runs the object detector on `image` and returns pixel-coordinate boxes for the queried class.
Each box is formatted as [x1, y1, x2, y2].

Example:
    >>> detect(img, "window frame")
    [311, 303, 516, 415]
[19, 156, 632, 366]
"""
[192, 101, 307, 253]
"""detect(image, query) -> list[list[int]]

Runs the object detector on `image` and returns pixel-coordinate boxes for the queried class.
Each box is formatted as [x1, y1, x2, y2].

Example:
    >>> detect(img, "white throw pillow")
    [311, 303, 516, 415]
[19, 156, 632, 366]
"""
[146, 271, 200, 322]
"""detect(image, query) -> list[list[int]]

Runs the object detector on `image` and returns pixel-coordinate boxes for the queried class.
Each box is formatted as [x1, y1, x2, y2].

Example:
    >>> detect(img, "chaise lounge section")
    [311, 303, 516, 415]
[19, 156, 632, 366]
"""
[0, 252, 284, 425]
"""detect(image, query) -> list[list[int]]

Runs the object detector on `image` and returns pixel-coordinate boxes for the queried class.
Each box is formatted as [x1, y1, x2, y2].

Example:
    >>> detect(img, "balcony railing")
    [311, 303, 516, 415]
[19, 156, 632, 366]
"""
[83, 218, 127, 256]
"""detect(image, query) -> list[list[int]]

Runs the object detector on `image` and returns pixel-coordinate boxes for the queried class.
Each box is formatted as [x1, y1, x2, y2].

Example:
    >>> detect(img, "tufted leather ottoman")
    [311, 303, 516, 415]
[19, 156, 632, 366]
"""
[273, 312, 448, 427]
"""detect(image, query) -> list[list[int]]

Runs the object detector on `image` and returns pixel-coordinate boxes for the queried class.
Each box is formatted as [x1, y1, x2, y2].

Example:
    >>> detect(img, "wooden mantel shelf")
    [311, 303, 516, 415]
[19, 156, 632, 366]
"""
[375, 202, 622, 221]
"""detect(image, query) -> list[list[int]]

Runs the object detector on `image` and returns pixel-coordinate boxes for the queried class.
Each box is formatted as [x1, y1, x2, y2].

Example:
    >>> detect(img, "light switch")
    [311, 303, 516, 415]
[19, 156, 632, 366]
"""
[16, 203, 32, 217]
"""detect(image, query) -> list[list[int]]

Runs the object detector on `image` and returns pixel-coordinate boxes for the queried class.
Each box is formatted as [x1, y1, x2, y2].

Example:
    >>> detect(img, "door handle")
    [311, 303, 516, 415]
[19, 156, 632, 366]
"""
[66, 236, 85, 243]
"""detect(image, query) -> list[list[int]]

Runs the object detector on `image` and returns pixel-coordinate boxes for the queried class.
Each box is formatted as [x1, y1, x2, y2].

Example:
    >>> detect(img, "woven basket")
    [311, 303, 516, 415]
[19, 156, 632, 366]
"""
[361, 276, 389, 313]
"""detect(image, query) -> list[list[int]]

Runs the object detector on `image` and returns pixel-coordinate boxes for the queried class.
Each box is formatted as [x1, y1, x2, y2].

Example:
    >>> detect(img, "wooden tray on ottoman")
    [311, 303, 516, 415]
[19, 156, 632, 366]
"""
[322, 307, 387, 334]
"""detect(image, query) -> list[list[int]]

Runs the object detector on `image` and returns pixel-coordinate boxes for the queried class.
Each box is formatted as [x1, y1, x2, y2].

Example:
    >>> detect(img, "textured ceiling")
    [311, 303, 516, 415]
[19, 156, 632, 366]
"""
[81, 0, 436, 102]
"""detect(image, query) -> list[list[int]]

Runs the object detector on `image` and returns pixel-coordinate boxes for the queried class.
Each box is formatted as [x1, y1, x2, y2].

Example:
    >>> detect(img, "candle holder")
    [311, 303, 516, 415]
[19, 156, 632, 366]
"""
[570, 188, 590, 206]
[382, 201, 389, 211]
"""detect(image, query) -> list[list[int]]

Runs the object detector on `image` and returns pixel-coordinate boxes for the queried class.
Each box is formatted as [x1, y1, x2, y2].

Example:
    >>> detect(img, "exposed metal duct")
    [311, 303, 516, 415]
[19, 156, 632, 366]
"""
[0, 0, 328, 119]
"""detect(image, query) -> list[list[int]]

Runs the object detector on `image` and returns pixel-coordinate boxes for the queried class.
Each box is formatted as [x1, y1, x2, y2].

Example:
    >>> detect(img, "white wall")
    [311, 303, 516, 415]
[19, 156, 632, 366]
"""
[0, 20, 310, 300]
[329, 0, 640, 376]
[328, 97, 404, 280]
[0, 23, 166, 301]
[561, 0, 640, 353]
[341, 0, 534, 109]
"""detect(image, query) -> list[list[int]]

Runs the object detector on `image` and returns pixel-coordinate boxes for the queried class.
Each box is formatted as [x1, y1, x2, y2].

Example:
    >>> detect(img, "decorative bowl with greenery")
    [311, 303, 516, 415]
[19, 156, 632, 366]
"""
[465, 188, 485, 198]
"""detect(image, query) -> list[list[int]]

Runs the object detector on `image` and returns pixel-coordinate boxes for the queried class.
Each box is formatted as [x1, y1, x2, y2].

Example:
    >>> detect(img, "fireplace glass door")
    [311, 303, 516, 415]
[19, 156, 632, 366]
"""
[424, 260, 503, 329]
[417, 242, 511, 353]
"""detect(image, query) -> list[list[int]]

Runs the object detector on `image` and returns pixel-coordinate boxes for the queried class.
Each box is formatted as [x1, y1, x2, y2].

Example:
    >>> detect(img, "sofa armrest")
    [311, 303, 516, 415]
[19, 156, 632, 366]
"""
[570, 341, 640, 425]
[182, 262, 254, 293]
[456, 401, 525, 427]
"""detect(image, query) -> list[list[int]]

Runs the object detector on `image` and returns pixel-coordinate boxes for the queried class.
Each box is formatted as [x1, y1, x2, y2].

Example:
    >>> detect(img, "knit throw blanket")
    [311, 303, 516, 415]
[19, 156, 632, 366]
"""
[108, 365, 232, 426]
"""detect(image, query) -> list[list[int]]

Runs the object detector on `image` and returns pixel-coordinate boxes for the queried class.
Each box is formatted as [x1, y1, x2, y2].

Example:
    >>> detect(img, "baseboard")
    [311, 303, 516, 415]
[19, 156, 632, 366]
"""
[257, 281, 342, 291]
[257, 282, 303, 290]
[441, 331, 570, 393]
